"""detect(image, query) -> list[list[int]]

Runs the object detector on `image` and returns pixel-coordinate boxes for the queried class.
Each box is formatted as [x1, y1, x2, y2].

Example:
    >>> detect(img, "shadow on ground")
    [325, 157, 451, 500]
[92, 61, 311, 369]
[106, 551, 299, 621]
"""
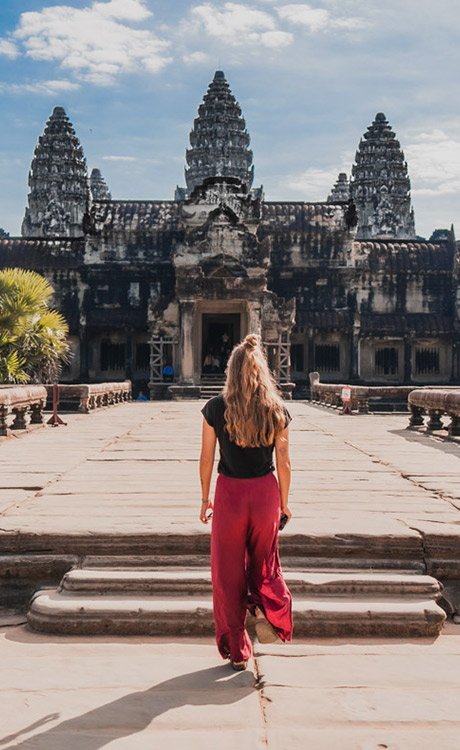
[0, 665, 255, 749]
[390, 428, 460, 459]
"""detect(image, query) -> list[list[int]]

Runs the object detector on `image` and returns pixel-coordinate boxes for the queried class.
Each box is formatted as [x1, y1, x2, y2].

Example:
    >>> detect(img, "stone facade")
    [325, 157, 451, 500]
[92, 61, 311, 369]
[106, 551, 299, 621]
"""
[0, 72, 458, 396]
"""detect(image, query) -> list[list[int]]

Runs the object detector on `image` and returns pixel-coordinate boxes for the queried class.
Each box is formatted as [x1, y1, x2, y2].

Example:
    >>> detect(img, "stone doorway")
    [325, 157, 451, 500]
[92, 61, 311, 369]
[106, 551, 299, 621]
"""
[201, 313, 240, 374]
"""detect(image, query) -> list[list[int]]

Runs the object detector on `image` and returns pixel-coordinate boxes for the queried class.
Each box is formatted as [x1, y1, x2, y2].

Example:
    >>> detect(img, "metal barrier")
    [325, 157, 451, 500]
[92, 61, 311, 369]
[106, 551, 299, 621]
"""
[408, 389, 460, 435]
[44, 382, 132, 414]
[0, 385, 47, 436]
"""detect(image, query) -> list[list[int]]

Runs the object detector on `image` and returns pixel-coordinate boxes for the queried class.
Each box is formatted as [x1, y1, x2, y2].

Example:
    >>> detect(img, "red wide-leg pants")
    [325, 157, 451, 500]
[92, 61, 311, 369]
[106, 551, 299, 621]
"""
[211, 472, 293, 663]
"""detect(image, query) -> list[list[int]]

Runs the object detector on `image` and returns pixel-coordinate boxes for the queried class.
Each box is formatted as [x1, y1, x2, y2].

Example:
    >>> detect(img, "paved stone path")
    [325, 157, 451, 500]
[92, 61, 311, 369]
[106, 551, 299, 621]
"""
[1, 400, 460, 541]
[2, 401, 460, 748]
[2, 626, 460, 749]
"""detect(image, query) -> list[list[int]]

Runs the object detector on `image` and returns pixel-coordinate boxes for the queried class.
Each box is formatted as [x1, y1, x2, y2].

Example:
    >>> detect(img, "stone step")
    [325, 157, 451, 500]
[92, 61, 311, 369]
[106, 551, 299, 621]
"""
[27, 590, 446, 637]
[58, 567, 443, 599]
[79, 554, 427, 573]
[200, 387, 223, 398]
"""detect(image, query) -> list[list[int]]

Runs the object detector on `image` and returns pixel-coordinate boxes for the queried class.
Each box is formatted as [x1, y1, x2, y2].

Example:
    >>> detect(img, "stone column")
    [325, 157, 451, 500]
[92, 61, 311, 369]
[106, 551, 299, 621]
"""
[180, 301, 195, 384]
[450, 335, 459, 382]
[404, 336, 412, 383]
[125, 327, 133, 381]
[308, 328, 315, 377]
[79, 328, 90, 381]
[350, 316, 360, 382]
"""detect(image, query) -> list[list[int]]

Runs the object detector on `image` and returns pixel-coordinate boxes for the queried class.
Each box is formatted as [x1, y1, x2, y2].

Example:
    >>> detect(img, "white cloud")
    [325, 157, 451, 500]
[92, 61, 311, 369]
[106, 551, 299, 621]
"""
[284, 166, 343, 199]
[282, 150, 353, 200]
[189, 2, 293, 47]
[0, 79, 80, 95]
[0, 39, 19, 59]
[276, 3, 367, 32]
[183, 51, 210, 65]
[405, 130, 460, 196]
[11, 0, 171, 85]
[101, 155, 138, 162]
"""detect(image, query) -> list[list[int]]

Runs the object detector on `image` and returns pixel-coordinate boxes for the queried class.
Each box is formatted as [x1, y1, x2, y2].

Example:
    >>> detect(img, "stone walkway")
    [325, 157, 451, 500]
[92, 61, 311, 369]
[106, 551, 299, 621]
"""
[2, 627, 460, 749]
[2, 400, 460, 539]
[2, 401, 460, 747]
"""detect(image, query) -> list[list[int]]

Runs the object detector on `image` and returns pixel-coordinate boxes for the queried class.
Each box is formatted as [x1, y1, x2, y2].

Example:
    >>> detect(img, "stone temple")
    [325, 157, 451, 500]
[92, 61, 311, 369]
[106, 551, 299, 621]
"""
[0, 71, 458, 397]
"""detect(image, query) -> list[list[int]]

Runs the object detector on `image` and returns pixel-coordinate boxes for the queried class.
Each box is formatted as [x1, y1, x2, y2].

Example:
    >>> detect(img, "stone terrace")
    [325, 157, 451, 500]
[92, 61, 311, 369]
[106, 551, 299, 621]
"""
[2, 403, 460, 748]
[1, 401, 460, 555]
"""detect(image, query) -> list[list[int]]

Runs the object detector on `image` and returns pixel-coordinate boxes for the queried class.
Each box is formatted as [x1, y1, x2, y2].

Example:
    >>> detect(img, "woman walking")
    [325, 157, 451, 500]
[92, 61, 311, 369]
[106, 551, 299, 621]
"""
[199, 333, 293, 671]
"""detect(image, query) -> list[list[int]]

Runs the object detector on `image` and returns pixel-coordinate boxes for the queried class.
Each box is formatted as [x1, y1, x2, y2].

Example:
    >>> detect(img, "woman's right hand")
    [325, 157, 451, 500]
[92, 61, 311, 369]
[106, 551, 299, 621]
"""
[200, 500, 213, 524]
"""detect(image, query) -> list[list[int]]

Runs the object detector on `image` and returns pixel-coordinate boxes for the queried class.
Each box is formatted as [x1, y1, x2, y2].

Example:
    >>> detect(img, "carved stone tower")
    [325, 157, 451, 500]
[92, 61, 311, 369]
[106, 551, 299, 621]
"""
[350, 112, 416, 239]
[22, 106, 88, 238]
[328, 173, 350, 202]
[183, 71, 254, 196]
[90, 168, 111, 200]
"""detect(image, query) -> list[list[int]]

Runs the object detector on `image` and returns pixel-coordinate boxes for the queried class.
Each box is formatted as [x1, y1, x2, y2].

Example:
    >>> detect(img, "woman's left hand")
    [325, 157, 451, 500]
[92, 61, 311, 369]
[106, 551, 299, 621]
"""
[200, 500, 213, 524]
[281, 506, 292, 524]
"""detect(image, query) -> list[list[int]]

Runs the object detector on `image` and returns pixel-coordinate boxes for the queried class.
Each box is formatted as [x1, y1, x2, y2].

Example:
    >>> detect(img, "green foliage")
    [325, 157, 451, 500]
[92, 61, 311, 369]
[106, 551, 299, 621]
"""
[0, 268, 70, 384]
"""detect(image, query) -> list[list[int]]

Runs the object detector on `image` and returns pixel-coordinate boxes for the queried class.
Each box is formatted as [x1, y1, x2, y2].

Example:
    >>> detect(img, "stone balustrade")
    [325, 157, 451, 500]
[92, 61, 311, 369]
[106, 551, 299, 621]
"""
[309, 372, 417, 413]
[45, 381, 131, 414]
[0, 385, 47, 436]
[408, 389, 460, 435]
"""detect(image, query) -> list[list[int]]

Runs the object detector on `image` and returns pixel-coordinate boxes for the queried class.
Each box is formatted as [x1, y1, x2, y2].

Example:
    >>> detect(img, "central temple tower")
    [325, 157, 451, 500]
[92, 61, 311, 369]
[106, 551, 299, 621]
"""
[180, 70, 254, 197]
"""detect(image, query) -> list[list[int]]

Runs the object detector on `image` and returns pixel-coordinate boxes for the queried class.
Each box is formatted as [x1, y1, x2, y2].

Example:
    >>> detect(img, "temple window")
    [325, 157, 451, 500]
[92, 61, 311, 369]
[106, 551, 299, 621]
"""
[415, 347, 440, 376]
[291, 344, 304, 373]
[100, 339, 125, 371]
[135, 343, 150, 371]
[375, 347, 398, 376]
[315, 344, 340, 372]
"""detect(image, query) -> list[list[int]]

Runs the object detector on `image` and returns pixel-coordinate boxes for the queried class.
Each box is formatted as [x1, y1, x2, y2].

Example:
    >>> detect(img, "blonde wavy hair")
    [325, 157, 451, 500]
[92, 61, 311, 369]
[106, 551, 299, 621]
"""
[223, 333, 287, 448]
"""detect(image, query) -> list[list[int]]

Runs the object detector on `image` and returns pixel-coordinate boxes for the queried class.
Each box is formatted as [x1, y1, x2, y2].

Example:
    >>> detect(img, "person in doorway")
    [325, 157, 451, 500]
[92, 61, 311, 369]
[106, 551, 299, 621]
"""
[162, 363, 174, 382]
[203, 352, 213, 374]
[220, 332, 231, 372]
[199, 333, 293, 671]
[211, 355, 220, 373]
[136, 391, 148, 401]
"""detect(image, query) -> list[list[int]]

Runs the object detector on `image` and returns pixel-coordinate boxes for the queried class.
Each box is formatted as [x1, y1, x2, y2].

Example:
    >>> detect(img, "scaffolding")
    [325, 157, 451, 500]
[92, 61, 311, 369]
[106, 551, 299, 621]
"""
[264, 334, 291, 382]
[148, 337, 178, 383]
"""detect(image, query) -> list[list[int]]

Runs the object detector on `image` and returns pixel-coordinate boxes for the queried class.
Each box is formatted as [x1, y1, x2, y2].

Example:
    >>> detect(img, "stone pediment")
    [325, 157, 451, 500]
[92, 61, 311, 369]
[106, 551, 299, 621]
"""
[180, 176, 261, 231]
[200, 254, 247, 278]
[209, 265, 235, 278]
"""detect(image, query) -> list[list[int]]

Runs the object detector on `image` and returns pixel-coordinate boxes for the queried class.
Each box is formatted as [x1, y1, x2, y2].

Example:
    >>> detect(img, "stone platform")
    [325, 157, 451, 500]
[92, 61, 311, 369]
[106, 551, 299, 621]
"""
[1, 401, 460, 631]
[3, 401, 460, 747]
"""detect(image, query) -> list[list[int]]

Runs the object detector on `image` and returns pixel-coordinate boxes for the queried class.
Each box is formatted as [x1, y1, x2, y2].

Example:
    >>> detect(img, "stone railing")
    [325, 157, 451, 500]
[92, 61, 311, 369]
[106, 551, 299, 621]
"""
[408, 389, 460, 435]
[45, 381, 131, 414]
[309, 372, 417, 413]
[0, 385, 47, 436]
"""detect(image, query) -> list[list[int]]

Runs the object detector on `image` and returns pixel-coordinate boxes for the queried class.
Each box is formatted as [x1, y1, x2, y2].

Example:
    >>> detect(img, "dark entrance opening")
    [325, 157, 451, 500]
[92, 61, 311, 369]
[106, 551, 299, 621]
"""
[202, 313, 241, 374]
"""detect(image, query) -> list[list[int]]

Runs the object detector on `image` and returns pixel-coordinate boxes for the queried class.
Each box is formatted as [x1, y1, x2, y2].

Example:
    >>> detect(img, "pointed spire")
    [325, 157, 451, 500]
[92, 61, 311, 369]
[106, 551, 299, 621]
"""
[184, 71, 254, 195]
[327, 173, 350, 202]
[22, 106, 88, 238]
[90, 168, 111, 200]
[350, 112, 416, 239]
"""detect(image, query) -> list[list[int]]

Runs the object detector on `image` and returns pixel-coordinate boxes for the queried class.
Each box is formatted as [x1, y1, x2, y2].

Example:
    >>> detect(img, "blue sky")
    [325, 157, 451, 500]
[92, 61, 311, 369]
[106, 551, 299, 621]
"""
[0, 0, 459, 238]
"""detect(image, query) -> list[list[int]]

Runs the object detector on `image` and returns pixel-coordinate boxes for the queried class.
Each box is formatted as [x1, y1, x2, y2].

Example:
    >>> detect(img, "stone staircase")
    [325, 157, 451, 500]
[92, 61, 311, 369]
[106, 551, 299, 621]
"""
[200, 374, 226, 399]
[27, 563, 447, 637]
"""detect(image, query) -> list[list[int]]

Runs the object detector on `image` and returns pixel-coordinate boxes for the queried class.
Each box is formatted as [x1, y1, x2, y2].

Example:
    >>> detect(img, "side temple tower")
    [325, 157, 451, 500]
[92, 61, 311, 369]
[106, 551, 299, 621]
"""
[350, 112, 416, 239]
[182, 70, 254, 196]
[22, 106, 88, 238]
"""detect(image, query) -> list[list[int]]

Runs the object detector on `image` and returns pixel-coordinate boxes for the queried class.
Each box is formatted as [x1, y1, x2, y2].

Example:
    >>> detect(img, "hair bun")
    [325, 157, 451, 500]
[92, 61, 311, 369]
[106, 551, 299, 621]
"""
[243, 334, 260, 352]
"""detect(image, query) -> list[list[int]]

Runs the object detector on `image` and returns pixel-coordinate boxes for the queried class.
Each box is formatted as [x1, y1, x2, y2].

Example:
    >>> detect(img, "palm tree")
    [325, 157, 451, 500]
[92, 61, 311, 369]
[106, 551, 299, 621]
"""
[0, 268, 70, 383]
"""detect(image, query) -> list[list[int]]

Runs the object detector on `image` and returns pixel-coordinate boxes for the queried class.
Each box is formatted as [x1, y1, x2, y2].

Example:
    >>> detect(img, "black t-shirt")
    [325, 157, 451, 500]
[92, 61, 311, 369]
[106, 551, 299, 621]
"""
[201, 394, 291, 479]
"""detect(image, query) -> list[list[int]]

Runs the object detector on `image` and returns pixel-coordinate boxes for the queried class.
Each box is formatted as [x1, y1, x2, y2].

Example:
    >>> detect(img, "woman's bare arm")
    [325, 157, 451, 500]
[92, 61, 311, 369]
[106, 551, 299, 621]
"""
[199, 418, 217, 524]
[274, 426, 292, 522]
